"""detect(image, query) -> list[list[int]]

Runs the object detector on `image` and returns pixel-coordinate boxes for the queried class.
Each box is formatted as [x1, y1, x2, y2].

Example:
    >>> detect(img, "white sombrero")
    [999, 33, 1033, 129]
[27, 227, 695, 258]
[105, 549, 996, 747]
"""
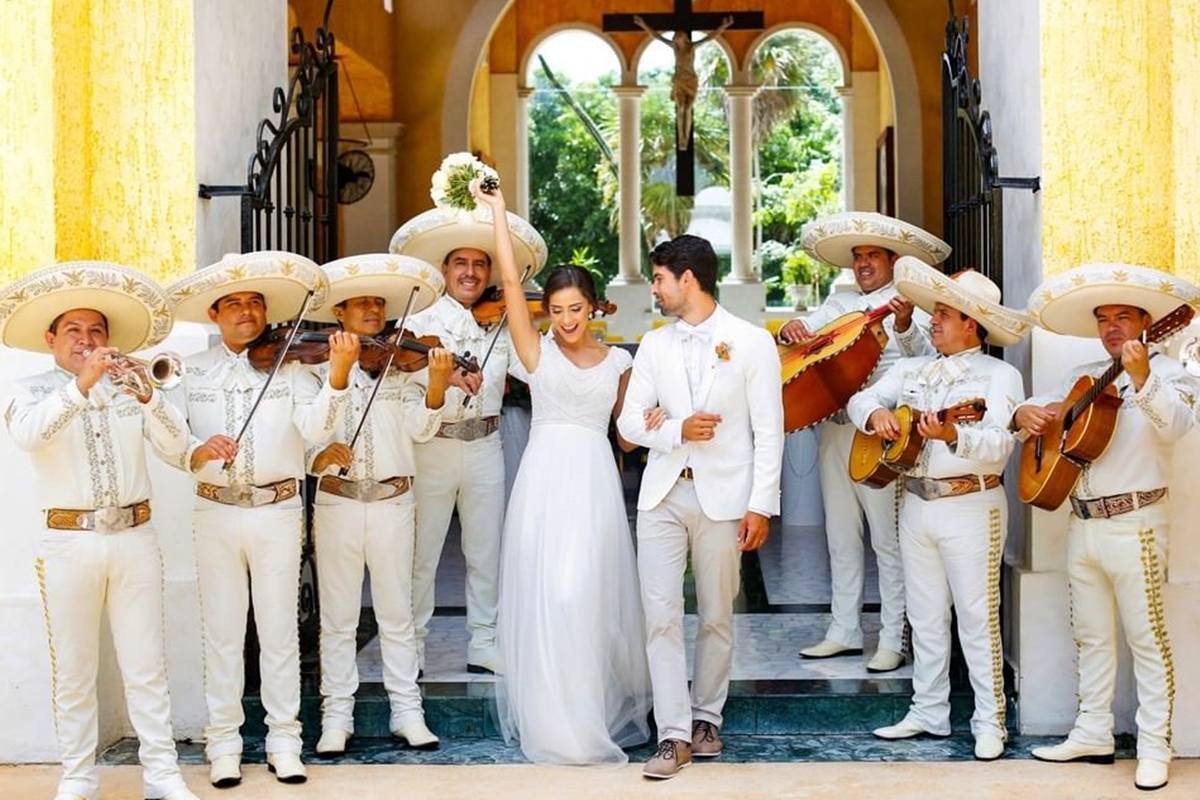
[801, 211, 951, 269]
[896, 257, 1033, 346]
[167, 251, 328, 325]
[1026, 263, 1200, 339]
[0, 261, 173, 353]
[310, 254, 446, 323]
[389, 206, 549, 286]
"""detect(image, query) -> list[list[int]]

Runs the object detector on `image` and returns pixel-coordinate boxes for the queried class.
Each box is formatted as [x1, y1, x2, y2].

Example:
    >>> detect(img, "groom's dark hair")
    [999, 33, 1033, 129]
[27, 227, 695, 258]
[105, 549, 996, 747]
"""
[649, 235, 718, 296]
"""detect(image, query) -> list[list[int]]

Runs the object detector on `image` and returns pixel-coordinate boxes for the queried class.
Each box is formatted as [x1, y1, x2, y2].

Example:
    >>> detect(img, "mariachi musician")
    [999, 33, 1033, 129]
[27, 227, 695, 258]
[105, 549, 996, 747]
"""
[1, 262, 201, 800]
[847, 259, 1031, 761]
[163, 252, 354, 788]
[390, 194, 548, 676]
[778, 212, 949, 673]
[1018, 264, 1200, 792]
[305, 254, 453, 755]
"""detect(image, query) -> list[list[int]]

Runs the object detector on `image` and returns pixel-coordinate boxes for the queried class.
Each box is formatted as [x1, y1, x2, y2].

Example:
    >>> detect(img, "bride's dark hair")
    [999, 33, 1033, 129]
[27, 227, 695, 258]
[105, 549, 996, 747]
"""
[541, 264, 599, 313]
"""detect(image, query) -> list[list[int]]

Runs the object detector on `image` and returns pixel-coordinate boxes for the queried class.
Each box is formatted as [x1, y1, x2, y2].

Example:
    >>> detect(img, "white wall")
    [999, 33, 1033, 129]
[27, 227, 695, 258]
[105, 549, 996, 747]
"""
[341, 122, 406, 256]
[194, 0, 290, 268]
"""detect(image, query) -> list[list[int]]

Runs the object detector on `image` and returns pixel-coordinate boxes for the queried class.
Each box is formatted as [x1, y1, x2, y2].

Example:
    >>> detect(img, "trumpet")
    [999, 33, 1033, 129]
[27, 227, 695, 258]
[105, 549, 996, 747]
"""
[85, 350, 185, 396]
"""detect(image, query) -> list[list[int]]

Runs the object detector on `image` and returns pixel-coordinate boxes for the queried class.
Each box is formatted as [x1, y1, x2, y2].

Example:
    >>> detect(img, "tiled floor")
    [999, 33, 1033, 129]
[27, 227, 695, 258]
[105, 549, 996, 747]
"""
[359, 513, 898, 684]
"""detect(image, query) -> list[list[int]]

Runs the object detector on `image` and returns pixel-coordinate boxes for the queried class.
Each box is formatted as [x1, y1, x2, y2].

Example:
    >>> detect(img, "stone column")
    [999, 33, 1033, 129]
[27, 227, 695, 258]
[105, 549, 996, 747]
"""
[605, 85, 649, 342]
[515, 87, 533, 218]
[837, 85, 855, 211]
[720, 84, 765, 320]
[611, 85, 647, 286]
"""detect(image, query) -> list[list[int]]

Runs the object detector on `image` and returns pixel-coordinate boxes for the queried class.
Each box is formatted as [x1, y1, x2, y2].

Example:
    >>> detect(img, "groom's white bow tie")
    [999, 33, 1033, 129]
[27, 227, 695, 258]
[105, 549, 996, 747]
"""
[677, 327, 711, 347]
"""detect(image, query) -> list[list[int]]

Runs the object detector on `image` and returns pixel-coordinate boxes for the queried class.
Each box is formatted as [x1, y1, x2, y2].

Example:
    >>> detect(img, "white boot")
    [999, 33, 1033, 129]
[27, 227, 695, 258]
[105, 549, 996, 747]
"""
[267, 751, 308, 784]
[393, 718, 440, 750]
[209, 753, 242, 788]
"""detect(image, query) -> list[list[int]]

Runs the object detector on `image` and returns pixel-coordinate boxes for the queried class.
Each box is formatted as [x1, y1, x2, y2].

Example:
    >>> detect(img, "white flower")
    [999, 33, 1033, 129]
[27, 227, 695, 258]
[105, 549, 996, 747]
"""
[431, 170, 448, 190]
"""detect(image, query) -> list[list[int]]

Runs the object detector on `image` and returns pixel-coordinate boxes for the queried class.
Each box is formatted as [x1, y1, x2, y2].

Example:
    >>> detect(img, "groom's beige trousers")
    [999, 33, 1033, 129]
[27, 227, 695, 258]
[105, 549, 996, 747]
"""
[1065, 501, 1174, 763]
[637, 477, 741, 743]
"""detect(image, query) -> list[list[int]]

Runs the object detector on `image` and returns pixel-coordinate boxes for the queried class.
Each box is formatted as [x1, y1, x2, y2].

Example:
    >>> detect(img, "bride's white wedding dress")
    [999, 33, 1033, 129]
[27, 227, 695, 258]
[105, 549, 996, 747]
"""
[496, 335, 652, 764]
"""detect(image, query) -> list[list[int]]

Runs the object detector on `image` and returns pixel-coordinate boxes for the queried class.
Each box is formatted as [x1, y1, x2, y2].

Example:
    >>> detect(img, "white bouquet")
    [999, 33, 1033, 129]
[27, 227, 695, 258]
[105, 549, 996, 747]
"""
[429, 152, 500, 221]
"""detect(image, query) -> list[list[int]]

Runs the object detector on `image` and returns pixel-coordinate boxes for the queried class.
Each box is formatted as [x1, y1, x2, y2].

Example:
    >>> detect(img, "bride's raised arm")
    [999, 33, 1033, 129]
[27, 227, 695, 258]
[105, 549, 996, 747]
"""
[471, 179, 541, 374]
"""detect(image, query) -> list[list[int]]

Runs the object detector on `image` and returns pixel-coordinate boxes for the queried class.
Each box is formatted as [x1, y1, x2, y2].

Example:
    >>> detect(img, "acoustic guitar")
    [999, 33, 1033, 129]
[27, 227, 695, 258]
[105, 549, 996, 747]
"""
[779, 305, 892, 433]
[1018, 304, 1195, 510]
[849, 397, 988, 487]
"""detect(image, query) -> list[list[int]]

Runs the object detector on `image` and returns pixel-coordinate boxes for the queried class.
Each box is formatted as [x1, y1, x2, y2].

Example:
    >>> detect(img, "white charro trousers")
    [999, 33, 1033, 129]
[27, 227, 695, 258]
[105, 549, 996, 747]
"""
[637, 479, 741, 743]
[411, 433, 505, 668]
[313, 491, 424, 733]
[193, 501, 303, 759]
[38, 525, 186, 800]
[1065, 502, 1174, 764]
[817, 420, 906, 652]
[899, 487, 1007, 739]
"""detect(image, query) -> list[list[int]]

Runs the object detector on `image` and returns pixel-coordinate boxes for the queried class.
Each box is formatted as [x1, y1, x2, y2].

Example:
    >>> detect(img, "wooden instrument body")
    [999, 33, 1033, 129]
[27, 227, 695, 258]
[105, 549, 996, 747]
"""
[848, 430, 899, 487]
[779, 310, 890, 433]
[1018, 377, 1122, 510]
[849, 398, 987, 487]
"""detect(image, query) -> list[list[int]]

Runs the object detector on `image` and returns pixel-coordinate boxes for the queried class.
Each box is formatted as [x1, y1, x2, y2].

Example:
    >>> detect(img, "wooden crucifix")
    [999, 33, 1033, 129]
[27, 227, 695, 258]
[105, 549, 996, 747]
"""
[604, 1, 763, 196]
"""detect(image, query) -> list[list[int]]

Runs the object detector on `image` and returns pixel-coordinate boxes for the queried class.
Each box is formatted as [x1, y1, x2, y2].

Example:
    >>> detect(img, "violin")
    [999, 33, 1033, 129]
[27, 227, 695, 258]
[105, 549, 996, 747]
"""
[247, 327, 481, 374]
[470, 287, 618, 326]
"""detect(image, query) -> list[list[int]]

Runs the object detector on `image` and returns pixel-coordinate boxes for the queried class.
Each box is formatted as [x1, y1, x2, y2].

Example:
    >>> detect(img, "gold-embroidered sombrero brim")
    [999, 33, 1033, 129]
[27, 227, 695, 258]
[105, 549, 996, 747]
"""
[310, 254, 446, 323]
[1027, 263, 1200, 339]
[895, 257, 1033, 347]
[389, 207, 548, 285]
[167, 251, 328, 325]
[0, 261, 173, 353]
[801, 211, 951, 269]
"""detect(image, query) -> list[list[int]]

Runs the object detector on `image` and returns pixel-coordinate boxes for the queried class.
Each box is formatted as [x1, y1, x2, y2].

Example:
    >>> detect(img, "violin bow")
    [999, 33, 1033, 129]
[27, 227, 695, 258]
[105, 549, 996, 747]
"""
[224, 289, 316, 472]
[460, 264, 532, 411]
[337, 286, 423, 477]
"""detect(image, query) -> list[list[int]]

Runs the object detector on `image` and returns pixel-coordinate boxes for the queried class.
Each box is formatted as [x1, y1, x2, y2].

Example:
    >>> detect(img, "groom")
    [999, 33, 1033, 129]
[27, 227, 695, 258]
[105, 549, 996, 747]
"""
[618, 235, 783, 779]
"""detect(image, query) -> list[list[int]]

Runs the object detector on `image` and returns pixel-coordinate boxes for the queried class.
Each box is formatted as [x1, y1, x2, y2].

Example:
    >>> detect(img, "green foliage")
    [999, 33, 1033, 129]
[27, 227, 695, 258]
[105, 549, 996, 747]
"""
[527, 70, 620, 289]
[750, 30, 844, 305]
[527, 29, 843, 299]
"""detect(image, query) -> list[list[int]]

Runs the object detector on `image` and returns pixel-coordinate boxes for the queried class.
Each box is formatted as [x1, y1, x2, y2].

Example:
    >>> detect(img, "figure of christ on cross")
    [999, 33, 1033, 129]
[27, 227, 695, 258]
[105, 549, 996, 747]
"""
[634, 14, 734, 153]
[604, 1, 764, 196]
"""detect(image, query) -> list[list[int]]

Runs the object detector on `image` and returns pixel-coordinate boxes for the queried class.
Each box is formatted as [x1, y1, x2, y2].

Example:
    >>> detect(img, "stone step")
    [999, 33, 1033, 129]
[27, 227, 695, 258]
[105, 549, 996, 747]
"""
[239, 678, 1015, 740]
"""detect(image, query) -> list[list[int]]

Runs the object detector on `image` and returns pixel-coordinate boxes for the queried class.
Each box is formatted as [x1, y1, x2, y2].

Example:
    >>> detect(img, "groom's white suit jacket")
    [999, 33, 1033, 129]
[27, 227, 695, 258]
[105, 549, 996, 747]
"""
[618, 305, 784, 521]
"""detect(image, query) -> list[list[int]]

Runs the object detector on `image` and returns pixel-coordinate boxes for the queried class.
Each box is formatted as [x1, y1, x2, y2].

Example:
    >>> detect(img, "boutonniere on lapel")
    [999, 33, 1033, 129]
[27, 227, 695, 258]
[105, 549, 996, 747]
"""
[714, 341, 732, 362]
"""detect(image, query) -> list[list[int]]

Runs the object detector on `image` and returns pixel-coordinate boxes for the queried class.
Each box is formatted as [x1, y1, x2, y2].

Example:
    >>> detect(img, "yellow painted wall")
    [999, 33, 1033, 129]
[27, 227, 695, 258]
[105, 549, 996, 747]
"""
[1172, 1, 1200, 281]
[1041, 1, 1198, 283]
[1, 1, 196, 285]
[0, 1, 57, 280]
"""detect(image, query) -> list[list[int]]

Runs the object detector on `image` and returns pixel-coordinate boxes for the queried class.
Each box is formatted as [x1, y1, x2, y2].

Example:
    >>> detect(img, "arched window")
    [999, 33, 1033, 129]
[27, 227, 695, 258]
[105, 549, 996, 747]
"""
[749, 29, 844, 307]
[523, 30, 622, 284]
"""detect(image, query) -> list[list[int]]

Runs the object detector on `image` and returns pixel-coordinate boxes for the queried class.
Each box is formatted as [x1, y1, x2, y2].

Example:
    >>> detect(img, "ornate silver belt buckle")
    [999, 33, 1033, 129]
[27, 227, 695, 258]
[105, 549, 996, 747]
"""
[93, 506, 132, 533]
[219, 483, 258, 508]
[350, 480, 394, 503]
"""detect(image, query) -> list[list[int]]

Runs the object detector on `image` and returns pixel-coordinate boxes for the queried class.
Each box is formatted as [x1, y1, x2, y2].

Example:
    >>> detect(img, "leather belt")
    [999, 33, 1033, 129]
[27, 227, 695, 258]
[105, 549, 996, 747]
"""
[436, 416, 499, 441]
[905, 474, 1001, 501]
[46, 500, 151, 533]
[318, 475, 411, 503]
[196, 478, 298, 508]
[1070, 487, 1168, 520]
[679, 467, 695, 481]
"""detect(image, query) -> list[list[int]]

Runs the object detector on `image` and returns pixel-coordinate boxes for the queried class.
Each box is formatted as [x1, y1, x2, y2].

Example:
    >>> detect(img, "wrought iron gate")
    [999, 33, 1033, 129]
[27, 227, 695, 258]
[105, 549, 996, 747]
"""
[198, 22, 340, 260]
[941, 6, 1038, 284]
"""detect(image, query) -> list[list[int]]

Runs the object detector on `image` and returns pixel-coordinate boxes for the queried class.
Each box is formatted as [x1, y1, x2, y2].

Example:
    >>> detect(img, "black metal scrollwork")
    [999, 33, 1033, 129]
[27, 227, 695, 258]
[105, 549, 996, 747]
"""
[942, 4, 1039, 286]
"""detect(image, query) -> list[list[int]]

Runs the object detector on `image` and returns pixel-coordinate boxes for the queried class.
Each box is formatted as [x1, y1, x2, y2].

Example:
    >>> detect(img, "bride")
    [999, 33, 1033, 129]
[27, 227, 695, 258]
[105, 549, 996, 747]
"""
[473, 181, 653, 764]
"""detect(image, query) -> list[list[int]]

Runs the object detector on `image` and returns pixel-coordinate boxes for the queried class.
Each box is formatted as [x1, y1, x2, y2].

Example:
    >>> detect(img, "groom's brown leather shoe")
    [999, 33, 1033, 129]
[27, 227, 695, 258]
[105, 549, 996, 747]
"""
[691, 720, 723, 757]
[643, 739, 692, 779]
